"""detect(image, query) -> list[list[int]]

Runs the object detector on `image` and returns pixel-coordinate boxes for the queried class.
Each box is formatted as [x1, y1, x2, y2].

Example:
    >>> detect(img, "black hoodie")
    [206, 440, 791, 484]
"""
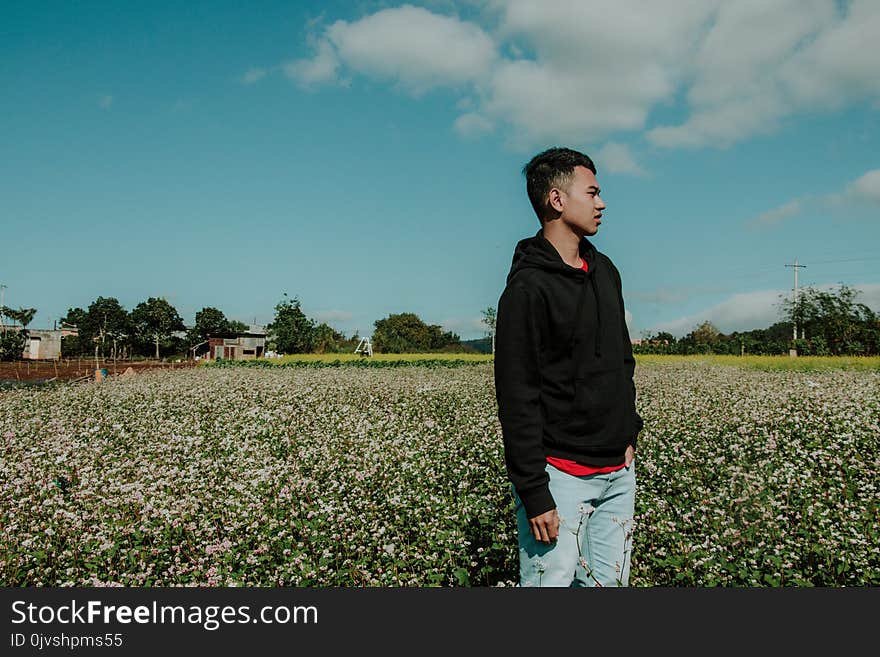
[494, 229, 644, 518]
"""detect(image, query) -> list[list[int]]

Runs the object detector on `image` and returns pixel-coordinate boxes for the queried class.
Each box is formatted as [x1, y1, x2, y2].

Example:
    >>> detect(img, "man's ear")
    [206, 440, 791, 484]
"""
[547, 187, 565, 213]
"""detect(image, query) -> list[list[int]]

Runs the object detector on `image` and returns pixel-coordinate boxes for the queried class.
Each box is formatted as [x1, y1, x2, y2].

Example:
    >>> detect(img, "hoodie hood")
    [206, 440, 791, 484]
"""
[507, 229, 603, 358]
[506, 229, 597, 284]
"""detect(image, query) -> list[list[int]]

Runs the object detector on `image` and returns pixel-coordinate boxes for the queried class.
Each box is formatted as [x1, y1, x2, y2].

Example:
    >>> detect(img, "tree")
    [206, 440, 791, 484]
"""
[267, 294, 316, 354]
[0, 306, 35, 361]
[675, 321, 724, 354]
[372, 312, 461, 353]
[227, 319, 249, 334]
[130, 297, 186, 359]
[83, 297, 130, 359]
[186, 307, 231, 356]
[481, 306, 497, 354]
[189, 307, 231, 346]
[1, 306, 37, 329]
[313, 322, 347, 354]
[780, 284, 879, 355]
[651, 331, 675, 345]
[632, 330, 677, 355]
[0, 331, 25, 360]
[427, 324, 462, 351]
[16, 307, 36, 328]
[60, 307, 89, 357]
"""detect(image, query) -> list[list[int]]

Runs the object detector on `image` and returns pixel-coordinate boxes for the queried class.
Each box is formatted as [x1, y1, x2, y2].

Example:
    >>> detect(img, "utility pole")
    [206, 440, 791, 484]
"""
[785, 258, 807, 341]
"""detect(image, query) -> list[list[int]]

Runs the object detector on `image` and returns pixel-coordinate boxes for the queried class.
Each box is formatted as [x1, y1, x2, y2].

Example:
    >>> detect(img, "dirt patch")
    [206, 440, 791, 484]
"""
[0, 358, 198, 384]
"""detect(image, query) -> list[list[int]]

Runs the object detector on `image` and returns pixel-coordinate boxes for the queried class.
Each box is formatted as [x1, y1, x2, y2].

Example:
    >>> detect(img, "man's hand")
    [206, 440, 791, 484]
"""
[625, 444, 635, 467]
[528, 509, 559, 544]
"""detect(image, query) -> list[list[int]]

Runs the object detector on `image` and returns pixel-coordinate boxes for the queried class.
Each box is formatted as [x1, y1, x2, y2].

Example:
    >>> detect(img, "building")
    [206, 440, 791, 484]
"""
[1, 324, 78, 360]
[205, 325, 267, 360]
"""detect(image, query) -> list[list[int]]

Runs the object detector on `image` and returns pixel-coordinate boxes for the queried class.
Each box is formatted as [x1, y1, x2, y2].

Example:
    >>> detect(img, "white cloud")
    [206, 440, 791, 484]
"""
[779, 0, 880, 108]
[99, 94, 113, 109]
[290, 5, 495, 93]
[654, 289, 787, 337]
[484, 60, 651, 147]
[648, 95, 786, 149]
[284, 39, 341, 87]
[595, 142, 644, 176]
[482, 1, 714, 146]
[653, 282, 880, 338]
[746, 199, 804, 229]
[845, 169, 880, 205]
[241, 67, 267, 85]
[454, 112, 494, 138]
[650, 0, 880, 148]
[745, 167, 880, 229]
[281, 1, 880, 149]
[687, 0, 831, 106]
[854, 283, 880, 312]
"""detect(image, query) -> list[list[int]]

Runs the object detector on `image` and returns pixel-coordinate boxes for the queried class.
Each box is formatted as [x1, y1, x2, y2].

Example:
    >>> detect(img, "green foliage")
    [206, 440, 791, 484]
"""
[88, 297, 131, 358]
[187, 307, 243, 349]
[0, 305, 36, 361]
[480, 306, 496, 334]
[60, 307, 88, 329]
[781, 284, 879, 356]
[60, 307, 89, 357]
[372, 312, 461, 353]
[267, 294, 316, 354]
[59, 299, 132, 358]
[0, 329, 26, 361]
[130, 297, 186, 359]
[681, 320, 722, 354]
[227, 320, 249, 334]
[1, 306, 37, 328]
[312, 322, 354, 354]
[480, 306, 496, 354]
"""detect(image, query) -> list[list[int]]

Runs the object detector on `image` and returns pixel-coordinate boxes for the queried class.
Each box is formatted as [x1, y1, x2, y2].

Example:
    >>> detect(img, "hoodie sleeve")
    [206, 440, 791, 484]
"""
[494, 281, 555, 518]
[610, 261, 644, 449]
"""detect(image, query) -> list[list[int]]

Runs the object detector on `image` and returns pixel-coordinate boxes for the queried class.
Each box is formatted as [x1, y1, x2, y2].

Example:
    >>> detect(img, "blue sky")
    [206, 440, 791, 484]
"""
[2, 0, 878, 340]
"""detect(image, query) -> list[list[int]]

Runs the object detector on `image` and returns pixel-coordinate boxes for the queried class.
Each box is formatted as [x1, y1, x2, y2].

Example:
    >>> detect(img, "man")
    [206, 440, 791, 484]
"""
[494, 147, 643, 587]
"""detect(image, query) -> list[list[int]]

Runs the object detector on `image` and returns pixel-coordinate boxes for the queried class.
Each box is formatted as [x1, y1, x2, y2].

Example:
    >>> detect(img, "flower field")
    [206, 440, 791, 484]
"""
[1, 359, 877, 586]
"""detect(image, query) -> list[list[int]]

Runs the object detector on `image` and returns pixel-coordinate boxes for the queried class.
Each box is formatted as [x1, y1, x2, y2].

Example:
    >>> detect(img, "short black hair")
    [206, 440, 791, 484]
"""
[523, 147, 596, 222]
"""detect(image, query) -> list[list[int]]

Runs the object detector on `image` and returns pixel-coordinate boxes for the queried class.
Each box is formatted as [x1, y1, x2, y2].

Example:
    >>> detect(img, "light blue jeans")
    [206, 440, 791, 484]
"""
[514, 461, 636, 587]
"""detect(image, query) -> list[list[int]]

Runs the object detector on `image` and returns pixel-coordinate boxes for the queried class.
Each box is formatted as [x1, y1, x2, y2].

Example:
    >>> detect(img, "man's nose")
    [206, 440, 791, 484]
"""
[596, 195, 606, 210]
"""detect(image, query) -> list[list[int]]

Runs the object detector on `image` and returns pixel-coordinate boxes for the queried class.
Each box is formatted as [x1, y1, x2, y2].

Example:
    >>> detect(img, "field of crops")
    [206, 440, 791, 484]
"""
[1, 357, 877, 586]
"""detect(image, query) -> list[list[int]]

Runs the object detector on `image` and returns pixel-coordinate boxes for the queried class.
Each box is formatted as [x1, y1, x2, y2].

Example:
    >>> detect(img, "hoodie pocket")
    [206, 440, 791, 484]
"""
[568, 368, 621, 435]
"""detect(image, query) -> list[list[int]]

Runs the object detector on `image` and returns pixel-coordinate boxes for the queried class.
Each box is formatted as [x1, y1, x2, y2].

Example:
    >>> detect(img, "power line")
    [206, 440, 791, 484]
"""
[806, 256, 880, 265]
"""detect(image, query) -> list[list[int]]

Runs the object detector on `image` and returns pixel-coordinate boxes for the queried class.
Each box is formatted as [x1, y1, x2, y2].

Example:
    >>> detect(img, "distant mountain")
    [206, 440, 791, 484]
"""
[460, 337, 492, 354]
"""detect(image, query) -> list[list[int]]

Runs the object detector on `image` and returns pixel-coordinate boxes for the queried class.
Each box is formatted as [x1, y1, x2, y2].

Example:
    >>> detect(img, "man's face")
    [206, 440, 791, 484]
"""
[554, 165, 606, 237]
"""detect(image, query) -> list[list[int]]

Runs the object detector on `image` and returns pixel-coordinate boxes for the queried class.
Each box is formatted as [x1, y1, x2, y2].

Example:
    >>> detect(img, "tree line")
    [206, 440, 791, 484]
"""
[268, 294, 467, 355]
[0, 294, 471, 361]
[635, 284, 879, 356]
[8, 283, 872, 361]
